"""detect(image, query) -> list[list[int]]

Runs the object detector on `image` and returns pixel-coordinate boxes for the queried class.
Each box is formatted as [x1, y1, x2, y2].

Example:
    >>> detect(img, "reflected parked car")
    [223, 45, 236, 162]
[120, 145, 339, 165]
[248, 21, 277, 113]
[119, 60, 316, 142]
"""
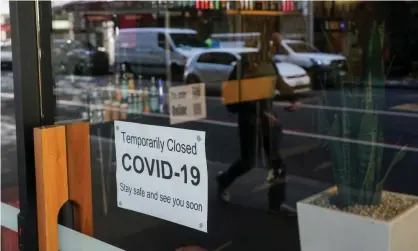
[184, 47, 311, 95]
[272, 39, 347, 89]
[52, 39, 109, 75]
[115, 28, 207, 80]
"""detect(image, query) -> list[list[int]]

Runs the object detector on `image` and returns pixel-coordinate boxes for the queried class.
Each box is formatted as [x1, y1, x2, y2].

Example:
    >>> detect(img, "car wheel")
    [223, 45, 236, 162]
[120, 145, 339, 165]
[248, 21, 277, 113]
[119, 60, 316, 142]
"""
[186, 75, 201, 85]
[306, 66, 328, 90]
[170, 64, 184, 81]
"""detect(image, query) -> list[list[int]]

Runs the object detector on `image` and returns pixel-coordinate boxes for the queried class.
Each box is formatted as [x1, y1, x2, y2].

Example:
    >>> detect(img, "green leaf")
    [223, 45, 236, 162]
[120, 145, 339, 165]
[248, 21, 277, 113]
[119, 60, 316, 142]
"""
[328, 115, 344, 186]
[380, 146, 407, 185]
[378, 22, 385, 49]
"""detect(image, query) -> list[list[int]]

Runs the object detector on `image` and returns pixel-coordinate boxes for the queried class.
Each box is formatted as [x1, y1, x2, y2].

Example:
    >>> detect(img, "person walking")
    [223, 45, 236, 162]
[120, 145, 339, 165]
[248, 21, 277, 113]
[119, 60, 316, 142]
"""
[217, 32, 300, 214]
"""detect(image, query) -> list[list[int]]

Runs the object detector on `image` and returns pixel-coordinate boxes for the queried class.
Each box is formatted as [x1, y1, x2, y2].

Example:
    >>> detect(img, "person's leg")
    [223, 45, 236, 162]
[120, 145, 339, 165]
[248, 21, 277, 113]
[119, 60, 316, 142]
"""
[262, 115, 286, 181]
[261, 115, 295, 215]
[217, 114, 257, 200]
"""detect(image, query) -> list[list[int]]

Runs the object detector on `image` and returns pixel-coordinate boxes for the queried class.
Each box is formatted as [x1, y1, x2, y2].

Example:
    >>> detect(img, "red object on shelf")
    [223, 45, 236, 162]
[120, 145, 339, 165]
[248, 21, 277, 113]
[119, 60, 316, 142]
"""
[196, 0, 210, 10]
[1, 24, 10, 32]
[1, 200, 19, 251]
[283, 0, 295, 12]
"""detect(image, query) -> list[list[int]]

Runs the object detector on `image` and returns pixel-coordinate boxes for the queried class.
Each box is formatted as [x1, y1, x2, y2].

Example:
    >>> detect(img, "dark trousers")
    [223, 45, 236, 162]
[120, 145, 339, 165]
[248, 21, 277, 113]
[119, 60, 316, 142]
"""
[219, 111, 286, 187]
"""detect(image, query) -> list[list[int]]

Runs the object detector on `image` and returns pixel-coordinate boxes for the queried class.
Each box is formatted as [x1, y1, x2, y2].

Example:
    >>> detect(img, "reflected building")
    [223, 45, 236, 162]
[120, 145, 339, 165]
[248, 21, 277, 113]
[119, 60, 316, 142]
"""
[313, 1, 413, 77]
[52, 1, 311, 66]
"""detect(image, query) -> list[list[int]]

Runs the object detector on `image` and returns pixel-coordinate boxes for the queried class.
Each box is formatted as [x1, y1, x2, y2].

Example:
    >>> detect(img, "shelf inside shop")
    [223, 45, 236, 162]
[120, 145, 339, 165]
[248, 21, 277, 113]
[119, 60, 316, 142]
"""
[226, 10, 301, 16]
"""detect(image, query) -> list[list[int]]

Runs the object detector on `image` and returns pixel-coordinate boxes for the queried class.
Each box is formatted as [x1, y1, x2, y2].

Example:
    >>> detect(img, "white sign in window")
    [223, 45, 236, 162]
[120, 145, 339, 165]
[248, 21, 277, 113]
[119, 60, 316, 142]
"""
[114, 121, 208, 232]
[169, 83, 207, 125]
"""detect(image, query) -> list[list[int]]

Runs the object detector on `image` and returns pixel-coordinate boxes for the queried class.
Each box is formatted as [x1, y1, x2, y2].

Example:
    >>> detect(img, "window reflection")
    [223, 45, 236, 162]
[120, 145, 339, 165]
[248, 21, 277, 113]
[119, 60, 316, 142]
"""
[33, 1, 418, 250]
[170, 33, 207, 48]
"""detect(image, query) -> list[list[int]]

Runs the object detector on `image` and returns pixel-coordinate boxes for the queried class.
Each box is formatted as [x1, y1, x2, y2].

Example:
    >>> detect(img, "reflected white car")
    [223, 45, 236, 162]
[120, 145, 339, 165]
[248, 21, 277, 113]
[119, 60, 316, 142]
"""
[184, 47, 311, 94]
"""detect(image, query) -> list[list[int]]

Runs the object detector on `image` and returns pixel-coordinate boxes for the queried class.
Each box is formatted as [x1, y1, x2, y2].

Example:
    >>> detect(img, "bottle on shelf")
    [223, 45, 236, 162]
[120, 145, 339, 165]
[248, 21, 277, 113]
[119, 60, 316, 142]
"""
[120, 103, 128, 120]
[143, 77, 150, 113]
[115, 69, 122, 102]
[112, 101, 121, 121]
[114, 72, 120, 87]
[254, 0, 262, 10]
[239, 0, 244, 10]
[115, 86, 122, 102]
[209, 0, 214, 9]
[244, 0, 251, 10]
[127, 93, 134, 116]
[262, 1, 268, 10]
[121, 73, 129, 101]
[105, 80, 113, 101]
[158, 79, 165, 113]
[150, 76, 159, 112]
[136, 75, 144, 114]
[228, 0, 236, 10]
[249, 0, 254, 10]
[226, 0, 230, 10]
[277, 1, 283, 11]
[104, 100, 112, 121]
[128, 74, 135, 91]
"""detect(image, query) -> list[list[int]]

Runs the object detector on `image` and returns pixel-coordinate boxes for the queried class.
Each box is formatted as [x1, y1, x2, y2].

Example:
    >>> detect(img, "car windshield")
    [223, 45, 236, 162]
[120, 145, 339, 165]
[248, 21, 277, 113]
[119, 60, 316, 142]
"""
[286, 42, 319, 53]
[170, 33, 207, 48]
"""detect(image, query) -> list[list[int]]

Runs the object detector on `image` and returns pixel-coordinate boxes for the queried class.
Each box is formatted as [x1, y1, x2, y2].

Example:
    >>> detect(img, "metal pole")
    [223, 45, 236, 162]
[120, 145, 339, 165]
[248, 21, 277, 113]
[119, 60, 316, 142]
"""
[9, 1, 56, 250]
[37, 1, 56, 124]
[307, 0, 314, 44]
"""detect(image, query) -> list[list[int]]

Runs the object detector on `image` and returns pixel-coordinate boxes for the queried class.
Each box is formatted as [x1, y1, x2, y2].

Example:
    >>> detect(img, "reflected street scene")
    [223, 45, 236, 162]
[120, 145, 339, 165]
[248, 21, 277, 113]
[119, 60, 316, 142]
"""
[2, 1, 418, 251]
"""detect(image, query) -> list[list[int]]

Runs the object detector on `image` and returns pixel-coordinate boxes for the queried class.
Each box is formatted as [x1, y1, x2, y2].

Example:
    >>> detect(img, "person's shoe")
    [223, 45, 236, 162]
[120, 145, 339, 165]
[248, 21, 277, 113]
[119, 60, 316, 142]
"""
[268, 205, 297, 217]
[216, 172, 230, 203]
[266, 168, 286, 183]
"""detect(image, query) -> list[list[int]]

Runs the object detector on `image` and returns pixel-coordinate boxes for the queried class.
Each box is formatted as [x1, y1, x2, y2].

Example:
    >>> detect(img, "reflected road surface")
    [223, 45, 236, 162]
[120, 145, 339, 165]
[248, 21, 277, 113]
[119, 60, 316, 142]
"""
[2, 71, 418, 250]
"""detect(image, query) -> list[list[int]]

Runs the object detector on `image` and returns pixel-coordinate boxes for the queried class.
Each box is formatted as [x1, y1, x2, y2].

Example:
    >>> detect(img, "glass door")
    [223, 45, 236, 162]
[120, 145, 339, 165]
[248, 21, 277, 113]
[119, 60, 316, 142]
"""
[26, 1, 418, 250]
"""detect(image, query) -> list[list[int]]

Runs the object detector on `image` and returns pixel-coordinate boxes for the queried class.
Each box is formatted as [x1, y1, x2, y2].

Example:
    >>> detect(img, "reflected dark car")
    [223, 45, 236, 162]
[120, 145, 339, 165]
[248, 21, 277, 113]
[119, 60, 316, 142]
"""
[1, 43, 13, 71]
[53, 39, 109, 75]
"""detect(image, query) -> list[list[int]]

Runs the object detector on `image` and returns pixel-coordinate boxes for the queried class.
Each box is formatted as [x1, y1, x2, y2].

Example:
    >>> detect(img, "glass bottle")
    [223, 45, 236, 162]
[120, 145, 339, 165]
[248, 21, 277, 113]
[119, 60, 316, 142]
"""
[137, 75, 144, 114]
[143, 77, 150, 113]
[150, 76, 159, 112]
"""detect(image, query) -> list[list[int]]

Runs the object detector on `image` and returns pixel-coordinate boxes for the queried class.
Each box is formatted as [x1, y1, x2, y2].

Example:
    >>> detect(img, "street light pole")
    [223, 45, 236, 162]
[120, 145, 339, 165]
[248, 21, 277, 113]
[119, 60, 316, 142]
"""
[307, 0, 314, 44]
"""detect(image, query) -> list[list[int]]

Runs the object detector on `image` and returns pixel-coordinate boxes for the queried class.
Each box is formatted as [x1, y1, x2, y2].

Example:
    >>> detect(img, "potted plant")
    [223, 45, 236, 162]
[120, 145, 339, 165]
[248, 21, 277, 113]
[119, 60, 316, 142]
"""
[296, 22, 418, 251]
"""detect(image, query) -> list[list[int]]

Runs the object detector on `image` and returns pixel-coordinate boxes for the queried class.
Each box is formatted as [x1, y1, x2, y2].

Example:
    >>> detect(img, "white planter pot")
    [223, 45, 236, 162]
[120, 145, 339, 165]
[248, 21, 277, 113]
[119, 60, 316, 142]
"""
[297, 187, 418, 251]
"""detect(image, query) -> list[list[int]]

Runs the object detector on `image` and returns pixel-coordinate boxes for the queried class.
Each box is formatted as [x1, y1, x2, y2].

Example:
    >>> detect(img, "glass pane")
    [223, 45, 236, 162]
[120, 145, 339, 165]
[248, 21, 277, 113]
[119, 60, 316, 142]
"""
[47, 1, 418, 250]
[1, 8, 19, 251]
